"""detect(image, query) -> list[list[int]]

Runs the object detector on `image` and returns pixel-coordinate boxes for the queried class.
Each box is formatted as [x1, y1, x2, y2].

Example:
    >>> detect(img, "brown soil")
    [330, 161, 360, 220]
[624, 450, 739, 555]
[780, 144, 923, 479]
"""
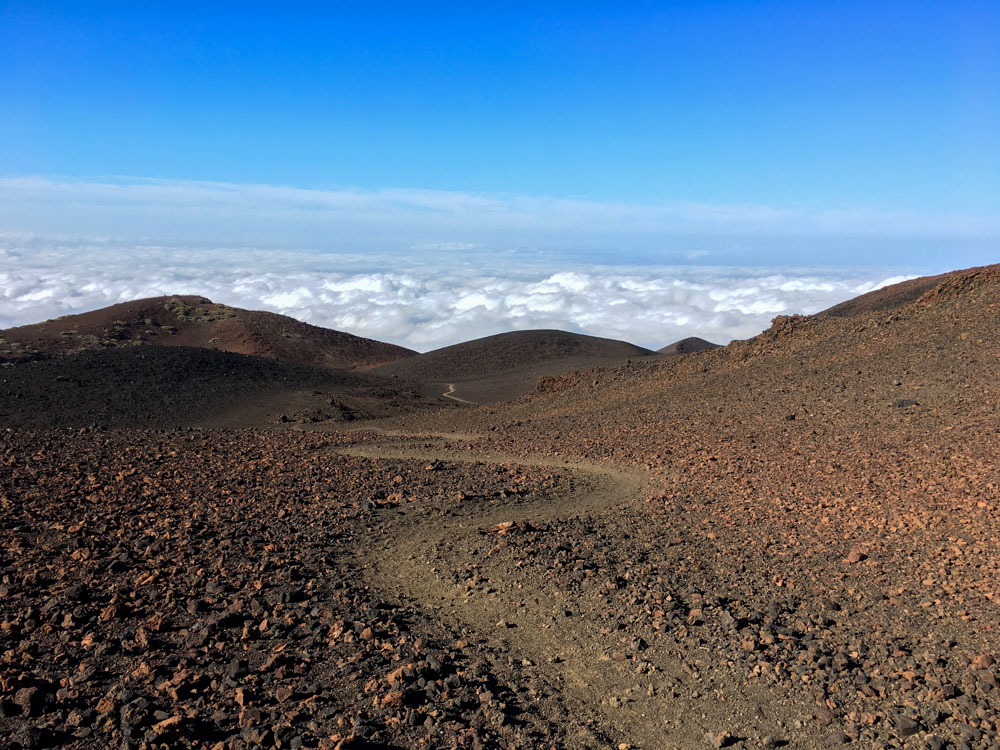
[0, 296, 415, 370]
[815, 265, 998, 318]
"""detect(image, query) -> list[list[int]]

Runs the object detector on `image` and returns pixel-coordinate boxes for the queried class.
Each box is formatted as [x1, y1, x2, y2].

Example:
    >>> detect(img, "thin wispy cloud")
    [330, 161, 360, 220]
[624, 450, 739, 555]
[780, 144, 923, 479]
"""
[1, 178, 997, 254]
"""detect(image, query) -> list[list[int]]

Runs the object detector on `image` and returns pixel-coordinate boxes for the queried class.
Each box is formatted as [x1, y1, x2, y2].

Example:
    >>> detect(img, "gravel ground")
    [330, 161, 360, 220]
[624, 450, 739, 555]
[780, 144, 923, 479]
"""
[0, 429, 575, 749]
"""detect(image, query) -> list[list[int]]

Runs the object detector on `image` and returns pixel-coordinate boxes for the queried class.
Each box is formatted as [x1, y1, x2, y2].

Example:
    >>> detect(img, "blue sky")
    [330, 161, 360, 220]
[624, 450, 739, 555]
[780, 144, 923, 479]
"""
[1, 2, 998, 346]
[3, 2, 998, 211]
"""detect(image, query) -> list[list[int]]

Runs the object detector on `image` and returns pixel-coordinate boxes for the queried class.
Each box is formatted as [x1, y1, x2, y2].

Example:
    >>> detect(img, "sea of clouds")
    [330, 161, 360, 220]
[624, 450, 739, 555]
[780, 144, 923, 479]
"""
[0, 236, 914, 351]
[4, 176, 989, 350]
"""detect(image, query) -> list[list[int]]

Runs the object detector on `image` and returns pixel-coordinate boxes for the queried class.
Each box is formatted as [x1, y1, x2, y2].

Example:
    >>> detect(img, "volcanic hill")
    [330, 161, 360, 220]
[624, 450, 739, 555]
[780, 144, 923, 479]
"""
[657, 336, 720, 355]
[375, 329, 655, 403]
[0, 295, 415, 370]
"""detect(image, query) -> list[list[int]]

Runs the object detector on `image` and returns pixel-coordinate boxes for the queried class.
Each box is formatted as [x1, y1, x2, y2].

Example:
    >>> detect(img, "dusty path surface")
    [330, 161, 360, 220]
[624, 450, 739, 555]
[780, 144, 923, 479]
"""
[333, 431, 818, 750]
[439, 383, 479, 405]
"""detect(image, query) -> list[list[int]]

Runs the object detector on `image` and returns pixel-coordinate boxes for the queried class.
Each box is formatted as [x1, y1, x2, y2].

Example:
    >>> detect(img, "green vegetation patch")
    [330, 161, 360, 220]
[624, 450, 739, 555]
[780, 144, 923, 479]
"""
[164, 297, 237, 324]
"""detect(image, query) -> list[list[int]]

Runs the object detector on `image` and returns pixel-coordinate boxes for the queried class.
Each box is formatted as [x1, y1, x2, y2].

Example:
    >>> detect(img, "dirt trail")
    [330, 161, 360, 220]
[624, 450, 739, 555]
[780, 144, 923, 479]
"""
[335, 432, 809, 749]
[440, 382, 479, 405]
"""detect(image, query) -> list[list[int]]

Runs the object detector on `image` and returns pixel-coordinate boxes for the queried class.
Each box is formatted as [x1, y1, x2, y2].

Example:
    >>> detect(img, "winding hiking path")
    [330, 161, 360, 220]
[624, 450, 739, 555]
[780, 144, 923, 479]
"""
[334, 431, 801, 749]
[439, 382, 479, 405]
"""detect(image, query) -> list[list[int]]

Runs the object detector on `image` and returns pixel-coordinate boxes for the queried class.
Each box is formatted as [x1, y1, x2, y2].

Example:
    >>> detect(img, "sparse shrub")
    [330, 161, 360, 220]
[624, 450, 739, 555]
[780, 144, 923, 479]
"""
[164, 298, 193, 320]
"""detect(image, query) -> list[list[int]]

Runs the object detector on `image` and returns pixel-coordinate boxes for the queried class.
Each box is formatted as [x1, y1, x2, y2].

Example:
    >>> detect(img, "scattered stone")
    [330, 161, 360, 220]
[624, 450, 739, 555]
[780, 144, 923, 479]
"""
[845, 549, 866, 564]
[973, 653, 996, 669]
[14, 687, 44, 717]
[892, 713, 921, 738]
[11, 725, 44, 749]
[705, 730, 734, 748]
[152, 715, 183, 735]
[381, 691, 404, 708]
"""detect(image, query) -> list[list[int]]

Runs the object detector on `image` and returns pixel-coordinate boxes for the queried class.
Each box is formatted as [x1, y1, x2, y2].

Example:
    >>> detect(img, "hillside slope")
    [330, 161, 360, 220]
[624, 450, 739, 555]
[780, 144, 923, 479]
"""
[0, 346, 435, 429]
[0, 295, 415, 370]
[814, 265, 998, 318]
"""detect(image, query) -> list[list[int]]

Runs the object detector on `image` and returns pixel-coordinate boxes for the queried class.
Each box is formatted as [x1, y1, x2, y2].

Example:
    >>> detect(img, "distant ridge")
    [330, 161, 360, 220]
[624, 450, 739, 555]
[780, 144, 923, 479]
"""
[657, 336, 720, 356]
[0, 295, 415, 370]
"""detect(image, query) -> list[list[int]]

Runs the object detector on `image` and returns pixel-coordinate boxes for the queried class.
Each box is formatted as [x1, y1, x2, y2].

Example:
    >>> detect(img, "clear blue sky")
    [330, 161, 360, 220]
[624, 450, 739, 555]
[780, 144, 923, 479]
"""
[3, 1, 998, 215]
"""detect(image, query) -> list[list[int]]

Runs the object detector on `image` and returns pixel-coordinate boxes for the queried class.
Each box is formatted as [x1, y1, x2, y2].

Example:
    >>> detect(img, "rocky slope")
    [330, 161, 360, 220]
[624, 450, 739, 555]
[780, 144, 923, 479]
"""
[0, 429, 576, 749]
[380, 264, 1000, 747]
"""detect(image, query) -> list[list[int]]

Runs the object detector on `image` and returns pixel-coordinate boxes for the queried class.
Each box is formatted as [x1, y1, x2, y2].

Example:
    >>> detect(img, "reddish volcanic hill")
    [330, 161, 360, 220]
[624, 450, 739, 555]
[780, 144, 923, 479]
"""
[657, 336, 720, 355]
[0, 295, 415, 370]
[374, 329, 656, 403]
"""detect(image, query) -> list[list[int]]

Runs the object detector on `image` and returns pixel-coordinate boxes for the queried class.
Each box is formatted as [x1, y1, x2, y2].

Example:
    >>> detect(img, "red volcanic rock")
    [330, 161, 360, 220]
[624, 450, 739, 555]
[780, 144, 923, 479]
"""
[0, 428, 573, 748]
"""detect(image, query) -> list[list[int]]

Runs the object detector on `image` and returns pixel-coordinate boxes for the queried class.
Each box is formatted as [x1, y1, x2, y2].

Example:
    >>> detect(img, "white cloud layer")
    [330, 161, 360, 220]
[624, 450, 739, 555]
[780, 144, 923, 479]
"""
[3, 177, 986, 350]
[0, 235, 917, 351]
